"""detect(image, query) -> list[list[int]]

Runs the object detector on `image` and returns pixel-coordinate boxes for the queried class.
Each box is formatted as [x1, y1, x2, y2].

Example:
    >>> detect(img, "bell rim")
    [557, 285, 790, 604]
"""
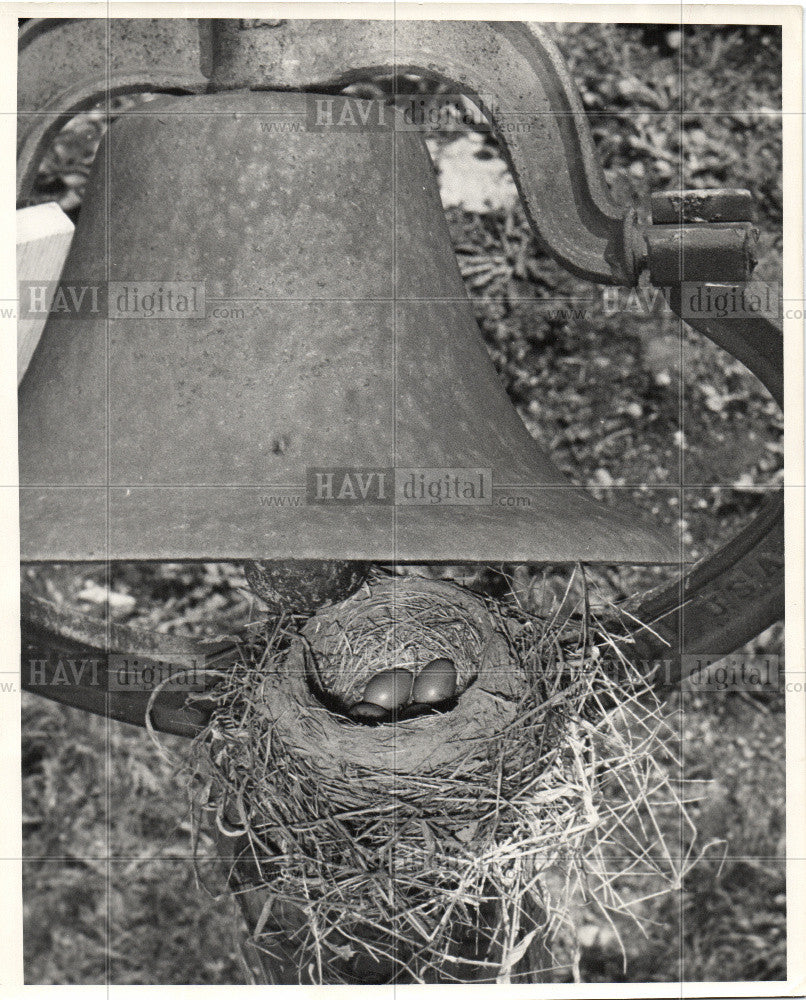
[19, 484, 681, 565]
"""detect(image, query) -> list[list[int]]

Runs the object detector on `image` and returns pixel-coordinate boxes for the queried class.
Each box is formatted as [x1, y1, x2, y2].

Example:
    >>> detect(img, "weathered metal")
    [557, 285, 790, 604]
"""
[18, 89, 675, 565]
[20, 592, 233, 735]
[630, 492, 784, 685]
[650, 188, 755, 224]
[667, 286, 783, 408]
[644, 221, 759, 285]
[638, 183, 783, 681]
[17, 18, 208, 202]
[207, 18, 638, 285]
[641, 190, 780, 408]
[243, 559, 371, 615]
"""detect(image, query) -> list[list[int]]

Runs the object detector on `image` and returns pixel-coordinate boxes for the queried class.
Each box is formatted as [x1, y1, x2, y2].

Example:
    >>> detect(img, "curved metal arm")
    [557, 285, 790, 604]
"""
[207, 19, 635, 284]
[17, 18, 208, 203]
[631, 492, 784, 683]
[630, 186, 784, 675]
[20, 593, 233, 736]
[671, 301, 783, 409]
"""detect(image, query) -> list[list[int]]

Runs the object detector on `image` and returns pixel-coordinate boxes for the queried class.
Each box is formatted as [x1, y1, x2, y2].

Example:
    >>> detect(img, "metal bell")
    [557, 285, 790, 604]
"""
[18, 90, 675, 564]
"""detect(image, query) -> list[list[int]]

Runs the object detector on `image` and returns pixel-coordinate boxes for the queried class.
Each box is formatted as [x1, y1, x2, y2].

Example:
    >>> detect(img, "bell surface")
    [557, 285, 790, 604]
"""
[18, 91, 676, 564]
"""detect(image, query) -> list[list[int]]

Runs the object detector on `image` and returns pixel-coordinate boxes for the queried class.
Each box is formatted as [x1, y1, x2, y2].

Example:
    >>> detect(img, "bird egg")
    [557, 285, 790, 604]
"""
[412, 658, 457, 704]
[362, 668, 414, 709]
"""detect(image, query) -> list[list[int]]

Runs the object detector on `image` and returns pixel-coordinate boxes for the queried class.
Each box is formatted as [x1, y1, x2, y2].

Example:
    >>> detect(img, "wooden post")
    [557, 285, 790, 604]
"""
[17, 202, 74, 385]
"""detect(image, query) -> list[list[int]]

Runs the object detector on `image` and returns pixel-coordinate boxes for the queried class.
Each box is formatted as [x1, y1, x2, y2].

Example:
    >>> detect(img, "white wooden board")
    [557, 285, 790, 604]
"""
[17, 203, 75, 386]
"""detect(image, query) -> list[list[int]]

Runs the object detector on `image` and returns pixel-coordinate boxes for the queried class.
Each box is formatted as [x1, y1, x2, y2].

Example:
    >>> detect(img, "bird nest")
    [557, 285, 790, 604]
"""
[187, 573, 698, 984]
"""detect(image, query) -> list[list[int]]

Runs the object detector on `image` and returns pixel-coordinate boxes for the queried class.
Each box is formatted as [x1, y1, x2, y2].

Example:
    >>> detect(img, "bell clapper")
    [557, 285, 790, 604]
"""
[244, 559, 370, 617]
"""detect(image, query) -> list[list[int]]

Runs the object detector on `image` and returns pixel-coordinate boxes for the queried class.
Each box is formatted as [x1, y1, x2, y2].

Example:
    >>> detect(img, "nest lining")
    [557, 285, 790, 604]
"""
[302, 579, 490, 701]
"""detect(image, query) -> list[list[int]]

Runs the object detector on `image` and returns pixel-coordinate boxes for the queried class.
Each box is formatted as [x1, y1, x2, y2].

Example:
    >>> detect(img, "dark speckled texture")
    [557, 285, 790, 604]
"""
[19, 91, 675, 563]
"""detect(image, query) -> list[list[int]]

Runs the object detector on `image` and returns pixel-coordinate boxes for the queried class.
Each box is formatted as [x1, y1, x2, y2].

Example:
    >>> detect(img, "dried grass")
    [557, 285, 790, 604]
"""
[186, 571, 699, 984]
